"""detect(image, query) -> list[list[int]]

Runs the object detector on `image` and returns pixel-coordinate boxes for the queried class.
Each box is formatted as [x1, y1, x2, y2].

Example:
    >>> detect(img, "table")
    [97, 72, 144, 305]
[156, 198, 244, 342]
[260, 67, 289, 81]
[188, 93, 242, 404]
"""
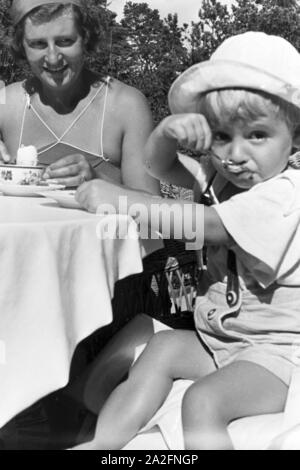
[0, 195, 162, 428]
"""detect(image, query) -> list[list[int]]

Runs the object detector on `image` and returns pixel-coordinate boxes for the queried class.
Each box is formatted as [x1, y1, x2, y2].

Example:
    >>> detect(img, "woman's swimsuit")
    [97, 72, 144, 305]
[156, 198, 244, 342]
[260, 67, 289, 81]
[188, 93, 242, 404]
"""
[18, 76, 111, 168]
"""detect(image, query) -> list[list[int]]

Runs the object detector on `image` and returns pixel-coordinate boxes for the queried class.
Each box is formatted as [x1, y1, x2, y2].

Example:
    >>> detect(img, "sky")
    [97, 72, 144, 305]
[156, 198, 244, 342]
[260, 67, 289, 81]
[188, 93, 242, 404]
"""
[108, 0, 234, 25]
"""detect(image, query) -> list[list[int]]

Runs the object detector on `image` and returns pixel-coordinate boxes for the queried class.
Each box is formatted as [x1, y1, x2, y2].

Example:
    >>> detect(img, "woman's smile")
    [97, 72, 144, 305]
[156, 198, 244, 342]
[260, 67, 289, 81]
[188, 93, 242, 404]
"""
[42, 64, 69, 82]
[43, 65, 68, 73]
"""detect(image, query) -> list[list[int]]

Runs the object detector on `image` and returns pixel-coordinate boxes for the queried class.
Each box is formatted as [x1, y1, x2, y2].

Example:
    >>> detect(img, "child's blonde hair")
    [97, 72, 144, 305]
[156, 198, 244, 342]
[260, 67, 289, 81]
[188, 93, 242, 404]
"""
[198, 89, 300, 136]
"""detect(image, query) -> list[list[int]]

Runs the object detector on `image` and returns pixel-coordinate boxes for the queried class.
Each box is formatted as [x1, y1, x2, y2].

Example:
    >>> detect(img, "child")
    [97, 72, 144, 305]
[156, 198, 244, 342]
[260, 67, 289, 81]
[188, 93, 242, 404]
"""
[74, 31, 300, 450]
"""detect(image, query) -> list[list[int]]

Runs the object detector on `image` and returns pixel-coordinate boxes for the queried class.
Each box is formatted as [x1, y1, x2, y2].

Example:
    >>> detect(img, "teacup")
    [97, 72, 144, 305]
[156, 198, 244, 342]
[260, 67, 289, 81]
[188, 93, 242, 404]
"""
[0, 164, 45, 185]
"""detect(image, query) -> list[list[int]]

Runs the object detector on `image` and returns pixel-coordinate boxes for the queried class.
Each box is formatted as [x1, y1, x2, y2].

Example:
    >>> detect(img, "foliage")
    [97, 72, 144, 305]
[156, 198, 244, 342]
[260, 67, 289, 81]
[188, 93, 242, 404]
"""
[108, 2, 189, 122]
[0, 0, 299, 123]
[189, 0, 300, 64]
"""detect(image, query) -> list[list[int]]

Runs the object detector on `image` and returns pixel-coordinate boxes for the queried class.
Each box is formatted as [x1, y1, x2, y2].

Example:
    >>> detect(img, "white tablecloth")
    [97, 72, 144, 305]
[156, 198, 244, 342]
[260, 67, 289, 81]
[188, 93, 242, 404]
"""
[0, 196, 161, 428]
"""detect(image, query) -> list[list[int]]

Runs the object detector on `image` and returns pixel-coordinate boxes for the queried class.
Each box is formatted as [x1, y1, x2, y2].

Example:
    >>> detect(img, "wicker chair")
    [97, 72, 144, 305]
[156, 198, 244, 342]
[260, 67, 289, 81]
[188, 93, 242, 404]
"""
[74, 238, 198, 365]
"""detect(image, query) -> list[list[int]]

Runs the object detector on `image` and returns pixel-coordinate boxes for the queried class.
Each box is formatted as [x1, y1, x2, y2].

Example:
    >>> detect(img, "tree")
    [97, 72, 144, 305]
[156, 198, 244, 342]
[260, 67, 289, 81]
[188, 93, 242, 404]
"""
[271, 0, 298, 7]
[109, 2, 189, 122]
[189, 0, 233, 63]
[0, 0, 18, 83]
[0, 0, 299, 125]
[188, 0, 300, 64]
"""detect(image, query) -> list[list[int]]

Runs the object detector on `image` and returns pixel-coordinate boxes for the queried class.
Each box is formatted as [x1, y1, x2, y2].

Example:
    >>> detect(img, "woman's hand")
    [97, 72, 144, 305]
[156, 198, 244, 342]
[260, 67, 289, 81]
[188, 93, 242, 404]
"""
[158, 113, 212, 152]
[43, 154, 95, 187]
[0, 140, 12, 163]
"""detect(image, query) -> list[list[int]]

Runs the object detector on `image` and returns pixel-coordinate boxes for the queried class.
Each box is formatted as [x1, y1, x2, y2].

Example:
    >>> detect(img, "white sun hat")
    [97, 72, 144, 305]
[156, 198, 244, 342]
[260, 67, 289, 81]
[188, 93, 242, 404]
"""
[169, 31, 300, 113]
[10, 0, 83, 25]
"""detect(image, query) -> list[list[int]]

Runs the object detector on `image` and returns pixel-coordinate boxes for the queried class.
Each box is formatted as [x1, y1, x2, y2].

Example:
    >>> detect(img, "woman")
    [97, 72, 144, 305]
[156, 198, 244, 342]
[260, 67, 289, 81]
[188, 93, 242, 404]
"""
[0, 0, 160, 192]
[0, 1, 161, 449]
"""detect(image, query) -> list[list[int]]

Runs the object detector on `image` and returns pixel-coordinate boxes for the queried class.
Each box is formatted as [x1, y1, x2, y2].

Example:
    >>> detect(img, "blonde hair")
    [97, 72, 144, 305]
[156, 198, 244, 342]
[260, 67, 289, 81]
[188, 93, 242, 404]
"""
[198, 89, 300, 135]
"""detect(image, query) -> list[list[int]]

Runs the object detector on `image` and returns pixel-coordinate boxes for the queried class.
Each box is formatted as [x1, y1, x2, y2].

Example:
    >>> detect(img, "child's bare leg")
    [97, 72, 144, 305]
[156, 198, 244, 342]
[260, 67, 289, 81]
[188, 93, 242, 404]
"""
[72, 329, 216, 450]
[182, 360, 288, 450]
[66, 314, 156, 414]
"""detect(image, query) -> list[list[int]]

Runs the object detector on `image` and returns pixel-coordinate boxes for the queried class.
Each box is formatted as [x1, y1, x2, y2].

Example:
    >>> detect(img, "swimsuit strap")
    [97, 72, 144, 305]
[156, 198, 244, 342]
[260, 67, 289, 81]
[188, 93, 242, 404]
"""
[18, 92, 31, 150]
[19, 78, 110, 161]
[98, 76, 110, 160]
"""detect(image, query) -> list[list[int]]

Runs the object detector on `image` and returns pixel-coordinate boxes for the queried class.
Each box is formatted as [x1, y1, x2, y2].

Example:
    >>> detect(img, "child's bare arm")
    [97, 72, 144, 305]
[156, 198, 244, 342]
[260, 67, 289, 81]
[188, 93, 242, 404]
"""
[76, 179, 230, 246]
[144, 114, 212, 189]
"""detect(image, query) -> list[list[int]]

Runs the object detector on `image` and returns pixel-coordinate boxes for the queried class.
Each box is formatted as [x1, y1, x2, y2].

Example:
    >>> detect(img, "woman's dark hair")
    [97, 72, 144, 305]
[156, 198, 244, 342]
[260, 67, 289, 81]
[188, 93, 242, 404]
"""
[9, 2, 110, 64]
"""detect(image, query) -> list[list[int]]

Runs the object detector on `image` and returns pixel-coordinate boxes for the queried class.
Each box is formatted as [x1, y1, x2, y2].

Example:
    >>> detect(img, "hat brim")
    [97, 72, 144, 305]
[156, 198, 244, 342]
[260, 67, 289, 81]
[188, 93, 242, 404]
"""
[10, 0, 83, 26]
[168, 60, 300, 113]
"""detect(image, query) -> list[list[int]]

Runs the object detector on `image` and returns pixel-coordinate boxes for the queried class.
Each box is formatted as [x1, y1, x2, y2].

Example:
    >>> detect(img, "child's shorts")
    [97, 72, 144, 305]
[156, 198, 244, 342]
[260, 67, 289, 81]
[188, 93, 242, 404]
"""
[194, 280, 300, 386]
[216, 343, 296, 386]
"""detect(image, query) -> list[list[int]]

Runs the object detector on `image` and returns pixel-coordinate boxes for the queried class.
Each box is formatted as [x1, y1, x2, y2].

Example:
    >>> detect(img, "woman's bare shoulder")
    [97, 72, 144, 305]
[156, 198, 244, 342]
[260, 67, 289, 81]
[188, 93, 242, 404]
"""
[3, 81, 26, 110]
[0, 81, 25, 125]
[5, 81, 26, 98]
[108, 77, 150, 108]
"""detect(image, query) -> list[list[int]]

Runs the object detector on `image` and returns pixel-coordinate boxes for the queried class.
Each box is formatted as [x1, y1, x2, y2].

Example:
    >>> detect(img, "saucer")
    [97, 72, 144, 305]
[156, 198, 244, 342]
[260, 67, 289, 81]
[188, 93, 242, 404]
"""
[0, 182, 65, 197]
[39, 190, 81, 209]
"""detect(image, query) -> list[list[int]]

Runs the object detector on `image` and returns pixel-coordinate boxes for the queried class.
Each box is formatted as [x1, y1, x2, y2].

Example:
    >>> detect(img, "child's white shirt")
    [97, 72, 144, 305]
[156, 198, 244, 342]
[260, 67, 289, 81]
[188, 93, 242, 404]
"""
[214, 169, 300, 288]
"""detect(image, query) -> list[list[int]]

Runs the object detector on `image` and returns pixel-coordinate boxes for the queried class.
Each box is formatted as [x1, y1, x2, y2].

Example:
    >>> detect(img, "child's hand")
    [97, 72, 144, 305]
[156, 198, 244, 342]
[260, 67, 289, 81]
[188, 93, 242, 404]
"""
[158, 114, 212, 152]
[76, 179, 124, 213]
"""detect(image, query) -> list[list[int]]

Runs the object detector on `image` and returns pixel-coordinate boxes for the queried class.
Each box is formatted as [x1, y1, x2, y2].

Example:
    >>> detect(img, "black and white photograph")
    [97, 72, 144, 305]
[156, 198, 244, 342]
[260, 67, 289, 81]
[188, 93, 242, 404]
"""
[0, 0, 300, 452]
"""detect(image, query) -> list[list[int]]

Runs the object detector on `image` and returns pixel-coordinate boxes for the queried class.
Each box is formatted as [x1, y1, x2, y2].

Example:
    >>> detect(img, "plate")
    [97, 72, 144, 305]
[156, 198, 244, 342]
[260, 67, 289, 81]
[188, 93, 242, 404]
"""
[39, 190, 81, 209]
[0, 182, 65, 197]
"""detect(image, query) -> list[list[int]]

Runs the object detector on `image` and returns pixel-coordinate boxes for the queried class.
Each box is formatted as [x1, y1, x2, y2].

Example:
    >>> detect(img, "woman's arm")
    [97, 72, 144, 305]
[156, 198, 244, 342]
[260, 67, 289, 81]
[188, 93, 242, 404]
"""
[0, 139, 11, 163]
[116, 85, 161, 195]
[0, 91, 12, 163]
